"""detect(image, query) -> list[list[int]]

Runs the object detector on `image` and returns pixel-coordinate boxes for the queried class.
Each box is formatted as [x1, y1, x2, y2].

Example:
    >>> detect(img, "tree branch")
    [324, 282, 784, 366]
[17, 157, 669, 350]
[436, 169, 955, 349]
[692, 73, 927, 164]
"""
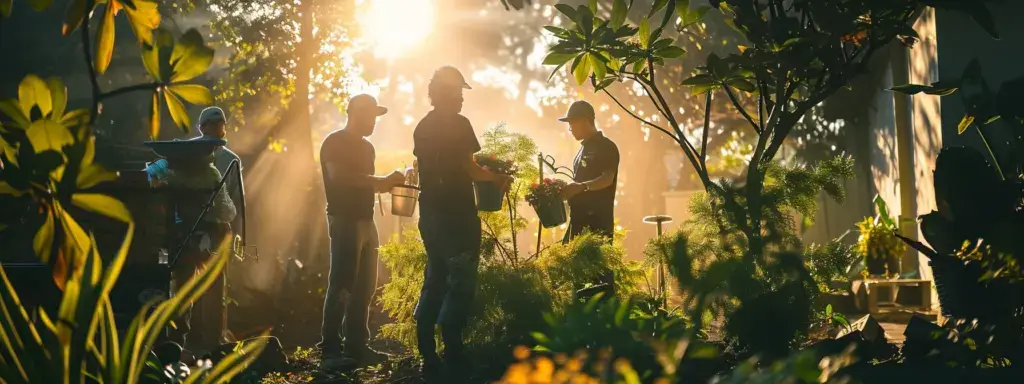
[600, 88, 682, 149]
[723, 85, 760, 135]
[700, 90, 712, 164]
[83, 0, 102, 125]
[99, 83, 162, 101]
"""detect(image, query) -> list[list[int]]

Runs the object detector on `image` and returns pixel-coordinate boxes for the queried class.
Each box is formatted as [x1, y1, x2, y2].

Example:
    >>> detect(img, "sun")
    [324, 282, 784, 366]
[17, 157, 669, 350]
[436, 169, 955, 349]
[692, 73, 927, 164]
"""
[359, 0, 435, 59]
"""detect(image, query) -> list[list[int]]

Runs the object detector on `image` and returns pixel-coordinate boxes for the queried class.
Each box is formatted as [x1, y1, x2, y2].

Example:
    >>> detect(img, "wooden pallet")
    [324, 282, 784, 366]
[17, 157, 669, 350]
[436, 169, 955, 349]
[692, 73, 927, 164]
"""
[852, 278, 933, 314]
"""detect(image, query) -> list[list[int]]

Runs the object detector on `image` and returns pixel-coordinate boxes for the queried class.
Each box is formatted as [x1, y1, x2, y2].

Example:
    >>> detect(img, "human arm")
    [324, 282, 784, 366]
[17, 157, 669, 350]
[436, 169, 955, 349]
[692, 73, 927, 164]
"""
[561, 170, 617, 199]
[460, 153, 513, 189]
[323, 164, 405, 193]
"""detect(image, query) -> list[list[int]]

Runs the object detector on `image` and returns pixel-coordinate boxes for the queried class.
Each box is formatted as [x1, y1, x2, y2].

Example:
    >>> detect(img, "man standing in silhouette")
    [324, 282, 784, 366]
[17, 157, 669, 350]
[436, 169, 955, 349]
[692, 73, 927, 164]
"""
[413, 66, 511, 382]
[318, 94, 406, 370]
[559, 100, 620, 296]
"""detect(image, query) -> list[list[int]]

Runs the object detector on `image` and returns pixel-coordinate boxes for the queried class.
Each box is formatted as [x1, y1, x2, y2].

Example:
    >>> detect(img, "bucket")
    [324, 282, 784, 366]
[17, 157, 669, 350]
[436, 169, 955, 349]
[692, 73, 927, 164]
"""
[532, 198, 567, 228]
[474, 181, 504, 212]
[391, 185, 421, 217]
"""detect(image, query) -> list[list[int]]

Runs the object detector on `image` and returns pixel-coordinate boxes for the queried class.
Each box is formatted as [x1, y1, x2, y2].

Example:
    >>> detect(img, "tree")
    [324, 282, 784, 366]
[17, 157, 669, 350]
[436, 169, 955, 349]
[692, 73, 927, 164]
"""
[543, 0, 999, 258]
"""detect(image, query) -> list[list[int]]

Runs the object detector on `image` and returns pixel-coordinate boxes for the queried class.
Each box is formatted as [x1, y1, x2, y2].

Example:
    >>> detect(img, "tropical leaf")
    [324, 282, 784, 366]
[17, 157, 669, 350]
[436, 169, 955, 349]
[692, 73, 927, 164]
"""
[163, 90, 190, 132]
[94, 1, 120, 74]
[572, 53, 592, 86]
[638, 18, 651, 48]
[610, 0, 628, 29]
[169, 29, 215, 82]
[148, 92, 160, 140]
[958, 114, 975, 134]
[142, 29, 174, 82]
[26, 120, 74, 154]
[0, 0, 12, 18]
[18, 75, 52, 119]
[61, 0, 88, 36]
[72, 193, 132, 222]
[122, 0, 160, 45]
[167, 84, 213, 105]
[45, 78, 67, 119]
[33, 211, 56, 265]
[0, 99, 29, 128]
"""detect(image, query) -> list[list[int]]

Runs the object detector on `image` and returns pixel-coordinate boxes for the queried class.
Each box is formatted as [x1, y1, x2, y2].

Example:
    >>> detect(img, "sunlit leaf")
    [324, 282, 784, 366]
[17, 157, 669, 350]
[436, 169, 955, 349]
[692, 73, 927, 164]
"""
[726, 78, 756, 92]
[27, 120, 74, 154]
[657, 46, 685, 59]
[572, 54, 592, 86]
[60, 208, 91, 260]
[0, 181, 24, 196]
[649, 0, 669, 19]
[33, 211, 55, 264]
[59, 109, 90, 128]
[163, 90, 191, 132]
[638, 18, 651, 48]
[888, 84, 932, 95]
[142, 29, 174, 82]
[592, 55, 607, 82]
[61, 0, 88, 35]
[18, 74, 52, 119]
[587, 0, 597, 12]
[72, 193, 131, 222]
[94, 1, 120, 74]
[168, 84, 213, 106]
[958, 114, 975, 134]
[123, 0, 160, 45]
[543, 52, 576, 66]
[169, 29, 215, 82]
[554, 4, 578, 23]
[149, 91, 160, 139]
[0, 99, 30, 128]
[45, 78, 67, 119]
[610, 0, 628, 29]
[0, 0, 12, 18]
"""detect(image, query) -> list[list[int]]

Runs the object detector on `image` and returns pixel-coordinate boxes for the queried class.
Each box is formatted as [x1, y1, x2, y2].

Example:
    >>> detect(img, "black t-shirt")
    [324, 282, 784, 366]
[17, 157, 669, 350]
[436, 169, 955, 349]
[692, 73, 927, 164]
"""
[568, 132, 620, 234]
[413, 110, 481, 215]
[321, 129, 376, 219]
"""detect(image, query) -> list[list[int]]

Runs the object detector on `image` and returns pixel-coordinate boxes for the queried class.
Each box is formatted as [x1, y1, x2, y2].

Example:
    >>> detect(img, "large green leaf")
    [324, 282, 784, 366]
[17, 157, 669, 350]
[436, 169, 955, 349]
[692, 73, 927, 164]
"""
[72, 194, 131, 222]
[33, 211, 55, 265]
[62, 0, 88, 36]
[141, 29, 174, 82]
[148, 91, 160, 139]
[94, 2, 119, 75]
[726, 78, 756, 92]
[610, 0, 628, 28]
[169, 29, 215, 82]
[122, 0, 160, 45]
[26, 120, 74, 154]
[542, 52, 576, 66]
[638, 18, 651, 49]
[45, 78, 67, 119]
[168, 84, 213, 105]
[18, 75, 52, 119]
[0, 99, 30, 128]
[163, 90, 190, 132]
[649, 0, 669, 19]
[572, 54, 592, 86]
[554, 4, 578, 23]
[656, 46, 685, 59]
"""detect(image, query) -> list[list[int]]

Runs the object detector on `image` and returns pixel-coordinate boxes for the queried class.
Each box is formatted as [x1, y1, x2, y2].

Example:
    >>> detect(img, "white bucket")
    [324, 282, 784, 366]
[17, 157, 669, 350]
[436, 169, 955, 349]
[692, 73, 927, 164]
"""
[390, 185, 420, 217]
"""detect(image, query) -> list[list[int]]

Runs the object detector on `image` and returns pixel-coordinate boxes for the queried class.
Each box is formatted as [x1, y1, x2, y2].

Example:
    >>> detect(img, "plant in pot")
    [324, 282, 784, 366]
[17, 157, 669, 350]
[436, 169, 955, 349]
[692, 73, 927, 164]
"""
[855, 196, 905, 278]
[525, 178, 569, 228]
[475, 153, 517, 212]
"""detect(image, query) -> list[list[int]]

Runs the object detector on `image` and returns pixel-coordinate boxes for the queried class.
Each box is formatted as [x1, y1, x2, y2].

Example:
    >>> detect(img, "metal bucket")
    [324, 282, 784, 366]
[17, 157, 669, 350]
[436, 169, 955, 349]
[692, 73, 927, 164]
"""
[391, 184, 421, 217]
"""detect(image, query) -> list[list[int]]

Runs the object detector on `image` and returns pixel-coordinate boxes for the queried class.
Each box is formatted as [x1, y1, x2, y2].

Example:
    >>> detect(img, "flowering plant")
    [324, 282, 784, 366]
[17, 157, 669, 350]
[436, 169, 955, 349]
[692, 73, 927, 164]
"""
[525, 178, 568, 206]
[475, 153, 518, 175]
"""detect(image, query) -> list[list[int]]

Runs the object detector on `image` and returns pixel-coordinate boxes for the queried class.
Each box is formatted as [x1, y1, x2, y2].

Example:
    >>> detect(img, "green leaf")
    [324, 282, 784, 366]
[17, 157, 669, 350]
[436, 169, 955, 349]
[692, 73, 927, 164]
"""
[681, 74, 715, 86]
[926, 81, 960, 96]
[726, 78, 756, 92]
[638, 18, 651, 48]
[873, 195, 894, 227]
[0, 0, 12, 18]
[169, 29, 215, 82]
[72, 193, 132, 222]
[649, 0, 669, 19]
[588, 0, 597, 12]
[142, 29, 173, 82]
[27, 0, 51, 11]
[572, 54, 592, 86]
[888, 84, 932, 95]
[554, 4, 578, 22]
[610, 0, 628, 28]
[543, 26, 570, 38]
[168, 84, 213, 105]
[958, 114, 975, 134]
[94, 2, 119, 75]
[26, 120, 73, 154]
[33, 212, 55, 264]
[61, 0, 88, 36]
[163, 90, 191, 132]
[688, 344, 718, 359]
[123, 0, 160, 45]
[19, 74, 52, 119]
[45, 78, 67, 119]
[149, 91, 160, 139]
[542, 52, 576, 66]
[0, 99, 29, 128]
[656, 46, 685, 59]
[592, 55, 607, 82]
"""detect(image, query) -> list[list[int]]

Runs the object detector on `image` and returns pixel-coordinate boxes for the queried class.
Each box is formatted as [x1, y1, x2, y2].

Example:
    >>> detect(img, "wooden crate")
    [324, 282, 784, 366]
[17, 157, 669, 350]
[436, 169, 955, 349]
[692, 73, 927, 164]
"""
[852, 278, 934, 314]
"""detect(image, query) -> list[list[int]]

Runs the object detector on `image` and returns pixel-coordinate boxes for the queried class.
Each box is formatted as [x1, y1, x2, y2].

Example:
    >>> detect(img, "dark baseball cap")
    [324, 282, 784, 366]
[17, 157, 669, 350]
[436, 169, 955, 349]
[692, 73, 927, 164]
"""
[347, 94, 388, 116]
[430, 66, 472, 90]
[558, 100, 596, 122]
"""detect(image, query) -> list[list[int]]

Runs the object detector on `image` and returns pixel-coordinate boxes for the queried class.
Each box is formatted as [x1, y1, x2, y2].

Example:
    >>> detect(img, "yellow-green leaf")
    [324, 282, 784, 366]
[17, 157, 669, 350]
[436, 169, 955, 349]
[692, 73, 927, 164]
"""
[0, 98, 29, 128]
[45, 78, 67, 119]
[26, 120, 74, 153]
[639, 18, 651, 49]
[1, 0, 12, 18]
[18, 74, 52, 119]
[123, 0, 160, 45]
[149, 91, 160, 139]
[0, 181, 24, 196]
[33, 211, 55, 264]
[168, 84, 213, 105]
[59, 109, 90, 128]
[60, 208, 91, 259]
[592, 56, 607, 82]
[141, 29, 174, 82]
[573, 54, 592, 86]
[77, 165, 118, 189]
[62, 0, 88, 36]
[72, 193, 131, 223]
[164, 90, 191, 132]
[958, 114, 975, 134]
[27, 0, 50, 11]
[94, 1, 119, 74]
[169, 28, 214, 82]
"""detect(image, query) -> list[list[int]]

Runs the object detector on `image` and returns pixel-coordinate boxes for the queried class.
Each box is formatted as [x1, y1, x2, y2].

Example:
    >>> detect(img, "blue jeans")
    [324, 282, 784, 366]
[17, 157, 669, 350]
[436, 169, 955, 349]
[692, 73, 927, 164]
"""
[320, 216, 379, 354]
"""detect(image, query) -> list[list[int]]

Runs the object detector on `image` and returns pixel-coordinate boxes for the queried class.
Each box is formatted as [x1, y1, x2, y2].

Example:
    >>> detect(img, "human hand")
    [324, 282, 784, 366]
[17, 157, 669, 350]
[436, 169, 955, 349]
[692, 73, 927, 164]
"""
[560, 182, 586, 200]
[386, 170, 406, 187]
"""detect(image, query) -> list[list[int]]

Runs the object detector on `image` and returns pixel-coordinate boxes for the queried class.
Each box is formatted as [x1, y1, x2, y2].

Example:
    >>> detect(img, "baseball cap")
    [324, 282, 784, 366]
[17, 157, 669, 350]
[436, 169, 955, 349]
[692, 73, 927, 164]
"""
[347, 94, 388, 116]
[558, 100, 596, 122]
[430, 66, 472, 90]
[198, 106, 227, 126]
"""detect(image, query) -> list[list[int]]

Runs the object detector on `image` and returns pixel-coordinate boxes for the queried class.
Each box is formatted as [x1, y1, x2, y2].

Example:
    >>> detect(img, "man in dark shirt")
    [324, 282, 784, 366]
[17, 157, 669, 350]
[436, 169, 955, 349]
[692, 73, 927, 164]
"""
[559, 100, 620, 296]
[318, 94, 405, 370]
[412, 66, 511, 382]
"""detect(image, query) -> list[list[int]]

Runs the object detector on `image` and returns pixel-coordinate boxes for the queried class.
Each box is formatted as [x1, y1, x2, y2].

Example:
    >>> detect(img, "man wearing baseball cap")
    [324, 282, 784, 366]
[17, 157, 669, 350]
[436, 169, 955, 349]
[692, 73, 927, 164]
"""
[558, 100, 620, 298]
[412, 65, 510, 382]
[318, 94, 405, 370]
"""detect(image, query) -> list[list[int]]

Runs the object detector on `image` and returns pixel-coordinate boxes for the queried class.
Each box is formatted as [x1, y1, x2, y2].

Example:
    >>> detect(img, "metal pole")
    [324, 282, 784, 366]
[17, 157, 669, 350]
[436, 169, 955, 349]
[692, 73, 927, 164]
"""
[657, 221, 666, 308]
[535, 153, 544, 254]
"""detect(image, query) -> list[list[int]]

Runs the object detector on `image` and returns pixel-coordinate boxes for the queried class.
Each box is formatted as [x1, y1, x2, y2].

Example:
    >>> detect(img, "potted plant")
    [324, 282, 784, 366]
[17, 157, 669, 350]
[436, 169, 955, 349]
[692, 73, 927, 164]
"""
[856, 196, 906, 278]
[475, 153, 517, 212]
[526, 178, 568, 228]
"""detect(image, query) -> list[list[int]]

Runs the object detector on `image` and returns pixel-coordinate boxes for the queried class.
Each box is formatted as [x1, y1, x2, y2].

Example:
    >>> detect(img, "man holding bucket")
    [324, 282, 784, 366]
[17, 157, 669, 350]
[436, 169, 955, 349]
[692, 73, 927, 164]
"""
[318, 94, 406, 370]
[412, 66, 511, 381]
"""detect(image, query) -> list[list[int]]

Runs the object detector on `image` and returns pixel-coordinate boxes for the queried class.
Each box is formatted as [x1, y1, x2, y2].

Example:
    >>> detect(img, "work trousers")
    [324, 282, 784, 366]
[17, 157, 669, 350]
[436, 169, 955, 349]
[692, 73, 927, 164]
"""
[320, 215, 380, 355]
[168, 222, 230, 354]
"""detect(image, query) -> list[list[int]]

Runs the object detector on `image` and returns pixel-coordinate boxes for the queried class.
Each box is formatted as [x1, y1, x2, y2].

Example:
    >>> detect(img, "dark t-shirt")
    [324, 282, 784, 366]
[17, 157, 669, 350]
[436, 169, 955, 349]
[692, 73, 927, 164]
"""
[321, 129, 375, 219]
[413, 110, 481, 215]
[568, 132, 619, 235]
